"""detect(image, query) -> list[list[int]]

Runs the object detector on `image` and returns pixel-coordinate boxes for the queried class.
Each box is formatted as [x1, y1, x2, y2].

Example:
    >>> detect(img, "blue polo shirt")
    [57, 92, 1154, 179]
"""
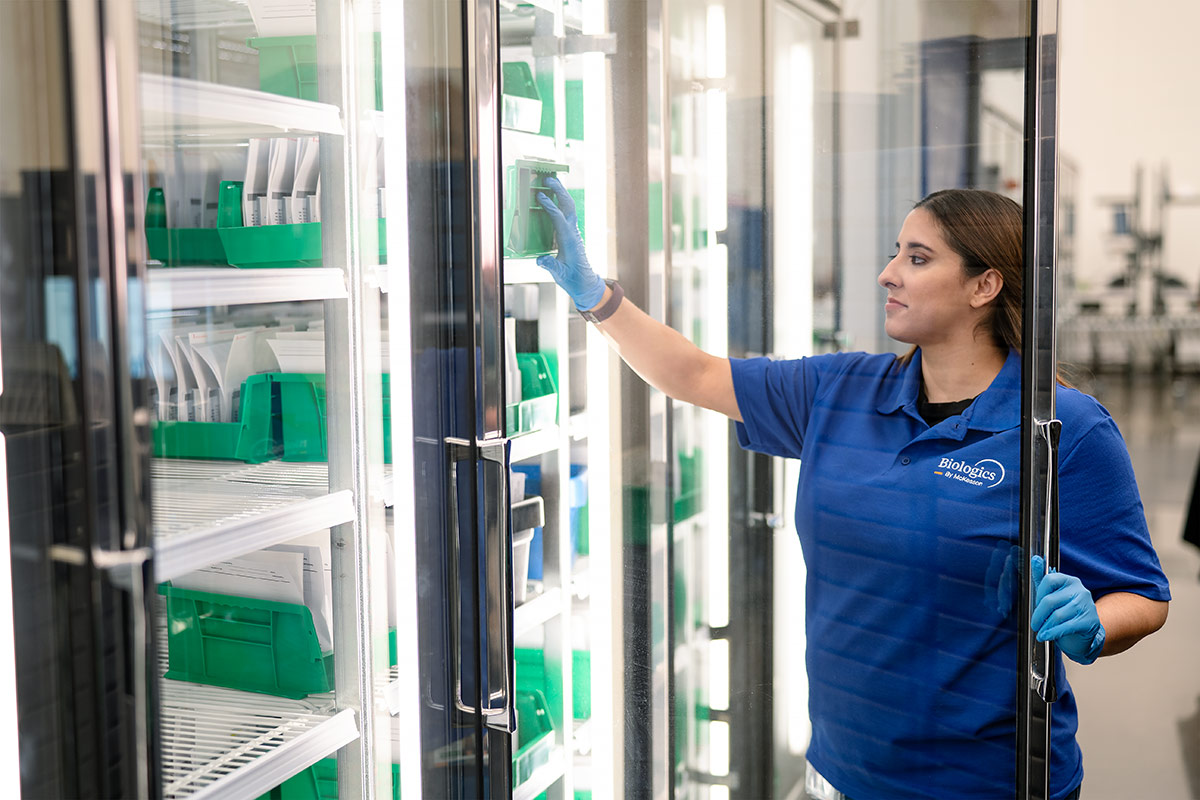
[731, 348, 1170, 800]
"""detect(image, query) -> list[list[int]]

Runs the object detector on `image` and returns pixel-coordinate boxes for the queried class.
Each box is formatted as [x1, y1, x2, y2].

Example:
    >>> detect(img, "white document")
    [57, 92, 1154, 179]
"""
[192, 327, 277, 422]
[172, 549, 305, 606]
[266, 137, 299, 225]
[291, 137, 320, 224]
[177, 328, 244, 422]
[265, 543, 333, 652]
[242, 138, 271, 226]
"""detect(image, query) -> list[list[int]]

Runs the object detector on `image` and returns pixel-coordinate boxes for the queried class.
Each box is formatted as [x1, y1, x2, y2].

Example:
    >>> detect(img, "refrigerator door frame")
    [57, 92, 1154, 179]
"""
[1017, 1, 1063, 798]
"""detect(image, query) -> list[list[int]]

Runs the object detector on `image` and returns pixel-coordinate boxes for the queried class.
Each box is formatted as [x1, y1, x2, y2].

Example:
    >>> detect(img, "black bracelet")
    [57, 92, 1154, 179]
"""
[578, 279, 624, 323]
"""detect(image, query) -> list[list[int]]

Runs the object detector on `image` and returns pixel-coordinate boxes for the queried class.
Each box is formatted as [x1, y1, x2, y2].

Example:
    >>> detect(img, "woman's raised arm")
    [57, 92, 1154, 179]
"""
[536, 178, 741, 421]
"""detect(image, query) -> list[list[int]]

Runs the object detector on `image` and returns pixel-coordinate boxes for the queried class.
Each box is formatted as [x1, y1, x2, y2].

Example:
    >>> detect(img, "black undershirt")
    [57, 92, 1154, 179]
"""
[917, 386, 977, 426]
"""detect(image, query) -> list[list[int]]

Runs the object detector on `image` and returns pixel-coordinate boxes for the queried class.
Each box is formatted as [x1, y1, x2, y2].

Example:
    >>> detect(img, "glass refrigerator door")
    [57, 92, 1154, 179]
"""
[1, 3, 155, 797]
[134, 1, 394, 798]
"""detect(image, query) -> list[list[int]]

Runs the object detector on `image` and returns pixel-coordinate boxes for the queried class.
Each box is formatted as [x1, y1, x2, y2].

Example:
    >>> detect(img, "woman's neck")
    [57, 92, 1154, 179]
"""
[918, 340, 1007, 403]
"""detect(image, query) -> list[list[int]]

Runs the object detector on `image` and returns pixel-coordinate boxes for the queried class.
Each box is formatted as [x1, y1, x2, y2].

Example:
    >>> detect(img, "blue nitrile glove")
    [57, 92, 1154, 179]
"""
[536, 177, 606, 310]
[1030, 555, 1106, 665]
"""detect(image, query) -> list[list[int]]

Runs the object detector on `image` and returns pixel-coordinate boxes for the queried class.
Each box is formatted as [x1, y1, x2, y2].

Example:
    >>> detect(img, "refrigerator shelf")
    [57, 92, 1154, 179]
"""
[513, 746, 566, 800]
[515, 586, 563, 637]
[152, 459, 352, 581]
[140, 74, 344, 144]
[136, 0, 254, 30]
[160, 682, 357, 800]
[147, 267, 348, 310]
[510, 425, 561, 463]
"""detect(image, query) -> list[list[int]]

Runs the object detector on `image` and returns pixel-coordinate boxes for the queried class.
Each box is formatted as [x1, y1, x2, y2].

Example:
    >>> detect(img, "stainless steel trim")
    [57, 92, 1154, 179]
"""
[1018, 1, 1061, 798]
[466, 0, 505, 439]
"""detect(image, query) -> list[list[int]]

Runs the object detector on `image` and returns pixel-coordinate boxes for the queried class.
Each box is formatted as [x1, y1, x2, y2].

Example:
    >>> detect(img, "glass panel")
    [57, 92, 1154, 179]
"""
[1054, 1, 1193, 795]
[134, 1, 392, 798]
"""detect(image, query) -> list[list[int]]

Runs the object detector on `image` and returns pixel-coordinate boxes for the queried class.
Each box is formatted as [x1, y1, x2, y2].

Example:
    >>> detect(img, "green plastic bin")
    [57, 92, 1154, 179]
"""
[513, 689, 555, 787]
[276, 373, 392, 464]
[515, 647, 592, 722]
[501, 61, 542, 133]
[145, 187, 229, 266]
[262, 759, 401, 800]
[151, 372, 279, 462]
[506, 352, 558, 437]
[249, 35, 383, 111]
[215, 182, 388, 269]
[503, 159, 569, 258]
[159, 585, 333, 699]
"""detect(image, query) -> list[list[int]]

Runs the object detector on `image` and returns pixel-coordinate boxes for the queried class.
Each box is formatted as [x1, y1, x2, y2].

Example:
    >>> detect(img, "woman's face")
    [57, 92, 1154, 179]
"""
[877, 208, 986, 348]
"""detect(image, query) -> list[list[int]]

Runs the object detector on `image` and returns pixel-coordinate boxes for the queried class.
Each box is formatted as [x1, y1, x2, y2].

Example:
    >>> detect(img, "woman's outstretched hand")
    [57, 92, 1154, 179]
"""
[1031, 555, 1106, 665]
[536, 177, 606, 310]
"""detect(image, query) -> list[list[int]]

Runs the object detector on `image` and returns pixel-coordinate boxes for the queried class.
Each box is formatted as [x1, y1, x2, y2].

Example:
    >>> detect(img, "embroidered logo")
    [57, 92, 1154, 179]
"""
[933, 457, 1005, 488]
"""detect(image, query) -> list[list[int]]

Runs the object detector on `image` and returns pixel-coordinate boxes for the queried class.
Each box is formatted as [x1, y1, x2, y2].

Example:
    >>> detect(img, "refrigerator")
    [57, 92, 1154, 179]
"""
[0, 0, 1065, 798]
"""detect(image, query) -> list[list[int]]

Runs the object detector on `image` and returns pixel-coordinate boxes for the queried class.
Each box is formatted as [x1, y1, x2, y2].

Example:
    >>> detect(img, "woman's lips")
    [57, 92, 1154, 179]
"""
[885, 297, 906, 311]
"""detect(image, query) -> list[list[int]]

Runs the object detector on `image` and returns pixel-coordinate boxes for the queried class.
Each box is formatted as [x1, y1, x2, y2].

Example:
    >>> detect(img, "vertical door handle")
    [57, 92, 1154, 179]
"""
[441, 437, 515, 732]
[1031, 418, 1061, 703]
[478, 439, 516, 733]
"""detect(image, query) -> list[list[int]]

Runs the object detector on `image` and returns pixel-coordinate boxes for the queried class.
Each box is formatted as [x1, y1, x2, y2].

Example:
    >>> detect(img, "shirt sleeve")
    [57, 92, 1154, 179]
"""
[730, 354, 834, 459]
[1057, 411, 1171, 602]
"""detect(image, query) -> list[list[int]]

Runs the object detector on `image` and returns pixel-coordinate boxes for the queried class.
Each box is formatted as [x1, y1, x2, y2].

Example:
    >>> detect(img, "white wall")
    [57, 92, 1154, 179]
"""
[1059, 0, 1200, 291]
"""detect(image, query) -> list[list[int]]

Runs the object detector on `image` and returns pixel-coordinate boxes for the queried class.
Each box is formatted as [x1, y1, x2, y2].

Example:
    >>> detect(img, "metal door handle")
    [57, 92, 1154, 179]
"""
[1031, 419, 1061, 703]
[478, 438, 515, 733]
[442, 436, 515, 731]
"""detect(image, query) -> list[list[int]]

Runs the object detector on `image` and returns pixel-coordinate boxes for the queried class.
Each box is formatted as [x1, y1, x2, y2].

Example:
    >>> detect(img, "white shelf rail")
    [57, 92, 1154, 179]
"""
[140, 74, 344, 143]
[147, 268, 348, 310]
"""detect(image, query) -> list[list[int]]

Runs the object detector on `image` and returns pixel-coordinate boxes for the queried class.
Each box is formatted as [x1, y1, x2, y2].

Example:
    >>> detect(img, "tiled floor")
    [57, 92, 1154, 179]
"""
[1065, 372, 1200, 799]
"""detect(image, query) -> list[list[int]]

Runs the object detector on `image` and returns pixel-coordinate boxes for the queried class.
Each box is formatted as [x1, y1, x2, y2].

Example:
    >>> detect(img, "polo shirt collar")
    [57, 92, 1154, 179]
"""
[875, 347, 1022, 434]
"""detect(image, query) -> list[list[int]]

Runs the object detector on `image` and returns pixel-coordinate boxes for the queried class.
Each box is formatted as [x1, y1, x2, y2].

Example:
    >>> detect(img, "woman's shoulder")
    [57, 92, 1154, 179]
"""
[1054, 383, 1123, 451]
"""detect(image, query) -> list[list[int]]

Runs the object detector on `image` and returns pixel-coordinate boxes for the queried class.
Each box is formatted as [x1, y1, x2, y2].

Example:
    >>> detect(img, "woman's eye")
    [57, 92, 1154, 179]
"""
[910, 255, 926, 265]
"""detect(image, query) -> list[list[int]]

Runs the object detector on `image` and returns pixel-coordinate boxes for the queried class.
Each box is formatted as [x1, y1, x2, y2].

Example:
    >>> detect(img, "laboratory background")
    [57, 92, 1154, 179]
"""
[0, 0, 1196, 799]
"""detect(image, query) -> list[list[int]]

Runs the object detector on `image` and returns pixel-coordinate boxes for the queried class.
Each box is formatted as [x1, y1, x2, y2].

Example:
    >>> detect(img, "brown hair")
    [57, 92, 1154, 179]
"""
[896, 188, 1024, 363]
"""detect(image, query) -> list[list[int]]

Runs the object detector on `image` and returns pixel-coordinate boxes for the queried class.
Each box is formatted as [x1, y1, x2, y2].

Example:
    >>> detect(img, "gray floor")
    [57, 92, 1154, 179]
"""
[1065, 372, 1200, 799]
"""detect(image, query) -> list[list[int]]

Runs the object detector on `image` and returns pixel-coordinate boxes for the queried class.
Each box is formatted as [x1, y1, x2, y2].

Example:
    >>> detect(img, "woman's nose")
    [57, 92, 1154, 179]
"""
[878, 259, 898, 289]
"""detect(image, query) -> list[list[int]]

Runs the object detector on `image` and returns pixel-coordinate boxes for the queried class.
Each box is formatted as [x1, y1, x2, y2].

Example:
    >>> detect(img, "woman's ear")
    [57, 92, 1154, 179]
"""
[970, 268, 1004, 308]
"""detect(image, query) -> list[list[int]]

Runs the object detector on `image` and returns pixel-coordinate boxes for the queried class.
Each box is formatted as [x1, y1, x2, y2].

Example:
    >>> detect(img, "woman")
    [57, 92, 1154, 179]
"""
[536, 180, 1170, 800]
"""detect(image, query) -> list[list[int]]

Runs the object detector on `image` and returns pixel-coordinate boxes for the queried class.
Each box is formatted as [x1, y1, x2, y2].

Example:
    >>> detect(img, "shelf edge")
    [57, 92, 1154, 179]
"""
[155, 490, 356, 582]
[188, 708, 359, 800]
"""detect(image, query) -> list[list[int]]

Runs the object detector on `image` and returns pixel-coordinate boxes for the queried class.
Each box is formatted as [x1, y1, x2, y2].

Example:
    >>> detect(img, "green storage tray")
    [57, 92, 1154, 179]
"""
[249, 35, 383, 111]
[506, 351, 558, 436]
[159, 585, 333, 699]
[515, 646, 591, 722]
[501, 61, 542, 133]
[145, 227, 229, 266]
[265, 759, 401, 800]
[151, 373, 279, 462]
[145, 187, 229, 266]
[503, 159, 569, 257]
[276, 373, 392, 464]
[674, 449, 704, 521]
[513, 689, 554, 788]
[217, 218, 388, 269]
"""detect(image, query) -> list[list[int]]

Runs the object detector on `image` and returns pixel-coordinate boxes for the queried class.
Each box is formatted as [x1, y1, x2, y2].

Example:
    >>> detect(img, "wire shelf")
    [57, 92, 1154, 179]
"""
[151, 459, 353, 581]
[160, 683, 355, 800]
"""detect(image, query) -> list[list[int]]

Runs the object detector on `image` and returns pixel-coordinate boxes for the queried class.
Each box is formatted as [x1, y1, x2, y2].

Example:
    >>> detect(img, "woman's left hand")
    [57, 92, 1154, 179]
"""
[1030, 555, 1107, 665]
